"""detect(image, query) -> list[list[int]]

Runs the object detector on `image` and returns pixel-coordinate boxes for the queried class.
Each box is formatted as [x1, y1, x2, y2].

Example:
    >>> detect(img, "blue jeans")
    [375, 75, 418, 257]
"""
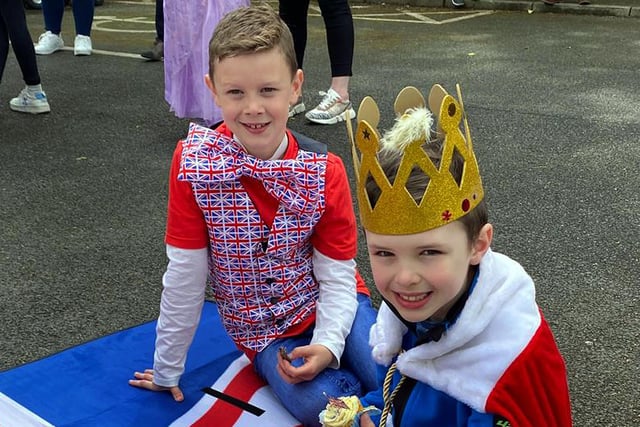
[253, 294, 378, 427]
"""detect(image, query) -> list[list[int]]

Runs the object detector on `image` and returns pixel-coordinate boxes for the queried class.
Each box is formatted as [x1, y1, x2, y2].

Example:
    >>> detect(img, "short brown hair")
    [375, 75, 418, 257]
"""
[365, 137, 488, 242]
[208, 4, 298, 80]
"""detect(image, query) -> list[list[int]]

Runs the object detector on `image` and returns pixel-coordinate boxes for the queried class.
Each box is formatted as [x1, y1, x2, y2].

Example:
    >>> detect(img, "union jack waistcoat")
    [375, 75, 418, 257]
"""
[178, 124, 328, 351]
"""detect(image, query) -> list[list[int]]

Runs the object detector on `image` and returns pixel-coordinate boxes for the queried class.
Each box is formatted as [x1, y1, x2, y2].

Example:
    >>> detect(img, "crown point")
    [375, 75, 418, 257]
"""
[350, 84, 484, 235]
[356, 120, 380, 156]
[394, 86, 425, 116]
[357, 96, 380, 129]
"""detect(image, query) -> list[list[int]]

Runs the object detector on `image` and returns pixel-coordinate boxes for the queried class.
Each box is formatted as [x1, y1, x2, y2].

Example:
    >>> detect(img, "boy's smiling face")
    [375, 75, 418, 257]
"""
[206, 48, 303, 160]
[366, 221, 492, 323]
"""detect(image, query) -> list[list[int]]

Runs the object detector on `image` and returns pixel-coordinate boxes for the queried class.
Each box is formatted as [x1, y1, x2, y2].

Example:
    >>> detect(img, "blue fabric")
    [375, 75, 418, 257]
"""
[0, 302, 242, 426]
[360, 270, 495, 426]
[361, 342, 495, 427]
[254, 294, 377, 427]
[414, 269, 479, 344]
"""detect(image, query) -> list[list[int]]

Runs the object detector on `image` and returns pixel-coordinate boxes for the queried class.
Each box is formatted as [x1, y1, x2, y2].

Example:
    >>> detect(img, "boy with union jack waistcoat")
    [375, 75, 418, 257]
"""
[129, 5, 377, 426]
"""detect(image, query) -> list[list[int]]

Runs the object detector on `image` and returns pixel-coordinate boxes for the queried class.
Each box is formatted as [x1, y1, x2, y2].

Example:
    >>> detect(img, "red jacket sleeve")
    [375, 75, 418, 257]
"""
[310, 152, 370, 296]
[310, 152, 358, 260]
[165, 140, 209, 249]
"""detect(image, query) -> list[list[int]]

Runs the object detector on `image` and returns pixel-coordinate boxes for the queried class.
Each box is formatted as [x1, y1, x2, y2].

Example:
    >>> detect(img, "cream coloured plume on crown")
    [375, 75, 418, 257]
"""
[380, 107, 434, 153]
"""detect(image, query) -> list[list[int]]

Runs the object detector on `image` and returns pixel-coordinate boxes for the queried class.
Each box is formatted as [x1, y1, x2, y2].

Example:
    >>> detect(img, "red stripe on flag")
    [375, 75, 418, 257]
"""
[191, 364, 264, 426]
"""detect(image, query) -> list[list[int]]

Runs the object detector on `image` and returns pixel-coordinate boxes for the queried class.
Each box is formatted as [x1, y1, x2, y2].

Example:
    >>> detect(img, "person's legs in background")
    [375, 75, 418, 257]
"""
[319, 0, 353, 101]
[305, 0, 355, 125]
[35, 0, 65, 55]
[42, 0, 64, 35]
[71, 0, 94, 56]
[0, 7, 9, 82]
[141, 0, 164, 61]
[155, 0, 164, 44]
[278, 0, 310, 71]
[278, 0, 309, 117]
[0, 0, 50, 114]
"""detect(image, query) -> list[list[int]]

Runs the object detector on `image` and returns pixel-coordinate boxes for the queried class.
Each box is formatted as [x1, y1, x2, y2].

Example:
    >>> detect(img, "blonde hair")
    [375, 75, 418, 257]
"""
[208, 3, 298, 80]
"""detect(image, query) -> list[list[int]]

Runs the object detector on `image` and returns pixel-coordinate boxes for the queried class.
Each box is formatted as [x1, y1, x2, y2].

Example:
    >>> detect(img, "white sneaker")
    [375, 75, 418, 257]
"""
[34, 31, 64, 55]
[288, 101, 306, 118]
[9, 87, 51, 114]
[74, 35, 92, 56]
[305, 88, 355, 125]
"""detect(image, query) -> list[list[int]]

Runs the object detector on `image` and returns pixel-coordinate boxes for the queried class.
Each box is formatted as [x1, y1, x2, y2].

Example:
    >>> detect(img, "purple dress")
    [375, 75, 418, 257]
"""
[164, 0, 249, 126]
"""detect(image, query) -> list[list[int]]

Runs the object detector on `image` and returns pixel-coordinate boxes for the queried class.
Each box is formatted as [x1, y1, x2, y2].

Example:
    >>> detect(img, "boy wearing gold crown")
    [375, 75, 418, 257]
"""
[321, 85, 572, 426]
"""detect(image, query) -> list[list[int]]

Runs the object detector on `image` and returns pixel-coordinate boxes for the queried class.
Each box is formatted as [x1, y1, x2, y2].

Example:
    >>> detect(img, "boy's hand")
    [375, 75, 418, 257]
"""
[277, 344, 335, 384]
[129, 369, 184, 402]
[359, 413, 376, 427]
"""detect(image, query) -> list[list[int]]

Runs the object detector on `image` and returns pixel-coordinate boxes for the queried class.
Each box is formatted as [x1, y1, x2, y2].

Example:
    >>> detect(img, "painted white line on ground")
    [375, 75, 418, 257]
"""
[401, 10, 440, 24]
[308, 10, 494, 25]
[436, 10, 495, 23]
[59, 46, 146, 59]
[92, 15, 155, 33]
[113, 1, 154, 4]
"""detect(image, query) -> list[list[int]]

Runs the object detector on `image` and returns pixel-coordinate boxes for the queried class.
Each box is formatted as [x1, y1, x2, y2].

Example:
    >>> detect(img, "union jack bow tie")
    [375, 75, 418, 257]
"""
[179, 123, 321, 215]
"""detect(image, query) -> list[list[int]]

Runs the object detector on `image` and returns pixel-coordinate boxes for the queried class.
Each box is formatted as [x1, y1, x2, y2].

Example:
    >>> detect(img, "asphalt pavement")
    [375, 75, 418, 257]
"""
[1, 1, 639, 426]
[369, 0, 640, 17]
[470, 0, 639, 17]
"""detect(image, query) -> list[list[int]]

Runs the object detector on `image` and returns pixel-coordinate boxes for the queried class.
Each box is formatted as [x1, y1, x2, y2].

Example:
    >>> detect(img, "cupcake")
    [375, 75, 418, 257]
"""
[319, 395, 363, 427]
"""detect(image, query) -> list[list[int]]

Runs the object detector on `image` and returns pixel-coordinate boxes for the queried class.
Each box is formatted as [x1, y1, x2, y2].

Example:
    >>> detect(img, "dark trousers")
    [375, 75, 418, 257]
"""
[0, 0, 41, 86]
[42, 0, 94, 36]
[278, 0, 354, 77]
[155, 0, 163, 42]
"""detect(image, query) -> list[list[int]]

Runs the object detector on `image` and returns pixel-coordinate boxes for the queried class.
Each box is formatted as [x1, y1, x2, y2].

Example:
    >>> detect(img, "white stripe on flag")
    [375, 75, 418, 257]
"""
[231, 386, 301, 426]
[169, 356, 253, 427]
[0, 392, 55, 427]
[169, 355, 300, 427]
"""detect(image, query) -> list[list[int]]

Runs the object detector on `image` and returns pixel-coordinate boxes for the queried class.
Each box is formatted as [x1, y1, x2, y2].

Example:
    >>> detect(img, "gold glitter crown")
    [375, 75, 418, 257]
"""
[346, 84, 484, 235]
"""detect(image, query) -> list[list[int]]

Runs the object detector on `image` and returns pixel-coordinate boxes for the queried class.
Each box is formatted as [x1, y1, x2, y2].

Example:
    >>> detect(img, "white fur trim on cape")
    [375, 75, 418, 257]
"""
[369, 249, 541, 412]
[369, 302, 407, 366]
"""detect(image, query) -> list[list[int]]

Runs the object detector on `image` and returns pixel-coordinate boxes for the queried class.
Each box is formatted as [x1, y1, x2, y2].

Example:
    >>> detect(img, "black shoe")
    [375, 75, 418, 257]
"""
[141, 40, 163, 61]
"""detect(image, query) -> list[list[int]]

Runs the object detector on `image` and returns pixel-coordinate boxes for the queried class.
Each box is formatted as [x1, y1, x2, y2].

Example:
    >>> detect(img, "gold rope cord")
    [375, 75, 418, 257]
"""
[378, 360, 406, 426]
